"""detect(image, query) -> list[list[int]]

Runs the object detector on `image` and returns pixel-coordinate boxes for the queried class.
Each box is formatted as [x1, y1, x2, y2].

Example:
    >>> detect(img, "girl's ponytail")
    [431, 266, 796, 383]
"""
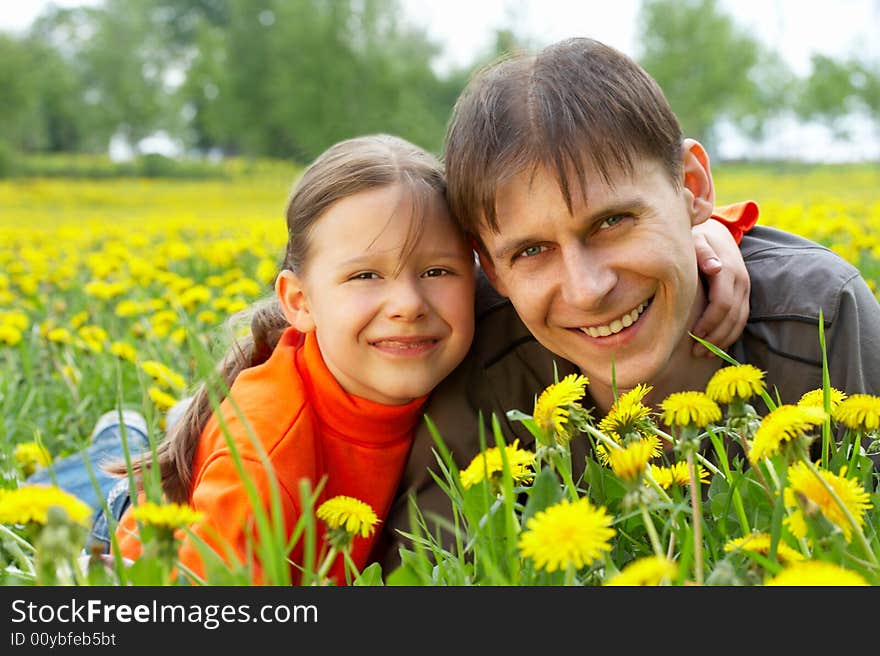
[106, 297, 288, 503]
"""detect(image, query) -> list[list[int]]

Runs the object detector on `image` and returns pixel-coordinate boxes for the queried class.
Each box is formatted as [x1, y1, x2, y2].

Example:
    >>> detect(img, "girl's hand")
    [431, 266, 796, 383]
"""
[691, 218, 750, 357]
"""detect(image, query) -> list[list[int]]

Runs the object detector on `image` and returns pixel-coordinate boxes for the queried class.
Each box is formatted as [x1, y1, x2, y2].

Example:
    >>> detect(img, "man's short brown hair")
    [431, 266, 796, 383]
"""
[444, 37, 684, 240]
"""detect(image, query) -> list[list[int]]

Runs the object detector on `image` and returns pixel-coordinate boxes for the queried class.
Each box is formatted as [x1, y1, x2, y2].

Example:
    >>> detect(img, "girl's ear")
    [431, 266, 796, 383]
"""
[275, 269, 316, 333]
[681, 138, 715, 226]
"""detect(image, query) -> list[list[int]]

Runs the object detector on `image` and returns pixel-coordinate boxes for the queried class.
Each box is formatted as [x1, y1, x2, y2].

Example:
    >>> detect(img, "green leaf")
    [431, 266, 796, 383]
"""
[506, 409, 544, 443]
[384, 561, 422, 586]
[353, 562, 384, 586]
[522, 466, 563, 525]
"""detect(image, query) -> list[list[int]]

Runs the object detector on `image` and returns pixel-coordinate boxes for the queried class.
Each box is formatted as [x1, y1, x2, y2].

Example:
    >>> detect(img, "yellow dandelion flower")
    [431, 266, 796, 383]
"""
[0, 310, 29, 330]
[224, 298, 249, 314]
[70, 310, 90, 329]
[783, 462, 872, 543]
[660, 391, 721, 428]
[110, 341, 138, 363]
[765, 560, 869, 586]
[749, 405, 827, 463]
[78, 324, 108, 344]
[132, 501, 204, 530]
[797, 387, 847, 411]
[62, 364, 81, 385]
[115, 299, 145, 318]
[169, 326, 187, 345]
[833, 393, 880, 432]
[607, 438, 656, 482]
[316, 495, 379, 538]
[459, 439, 535, 490]
[150, 310, 178, 329]
[176, 284, 212, 310]
[0, 323, 23, 346]
[256, 258, 278, 285]
[14, 442, 52, 477]
[723, 532, 805, 564]
[149, 386, 179, 411]
[705, 364, 766, 403]
[196, 310, 219, 325]
[532, 373, 590, 441]
[0, 485, 92, 526]
[650, 461, 710, 489]
[596, 433, 663, 467]
[46, 327, 73, 344]
[223, 278, 263, 298]
[598, 384, 653, 439]
[139, 360, 187, 391]
[604, 555, 678, 586]
[518, 497, 615, 573]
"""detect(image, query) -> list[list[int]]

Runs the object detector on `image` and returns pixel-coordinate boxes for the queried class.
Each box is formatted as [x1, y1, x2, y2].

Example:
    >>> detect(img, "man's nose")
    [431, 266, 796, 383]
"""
[386, 277, 429, 320]
[559, 244, 616, 309]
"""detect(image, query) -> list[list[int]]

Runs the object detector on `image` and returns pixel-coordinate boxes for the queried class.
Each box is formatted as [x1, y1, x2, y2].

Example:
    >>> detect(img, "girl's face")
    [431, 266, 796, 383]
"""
[277, 183, 475, 405]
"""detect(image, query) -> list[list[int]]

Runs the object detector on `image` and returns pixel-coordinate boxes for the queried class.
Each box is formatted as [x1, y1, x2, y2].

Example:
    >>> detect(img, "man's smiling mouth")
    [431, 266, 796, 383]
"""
[578, 298, 652, 337]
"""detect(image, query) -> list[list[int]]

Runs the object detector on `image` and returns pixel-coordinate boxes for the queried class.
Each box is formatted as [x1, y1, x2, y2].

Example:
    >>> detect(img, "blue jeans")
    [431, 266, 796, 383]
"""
[87, 477, 134, 554]
[26, 418, 149, 512]
[26, 413, 149, 554]
[27, 399, 193, 554]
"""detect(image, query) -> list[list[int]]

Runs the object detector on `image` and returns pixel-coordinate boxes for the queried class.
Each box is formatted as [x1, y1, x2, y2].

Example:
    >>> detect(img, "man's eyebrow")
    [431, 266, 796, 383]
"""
[491, 237, 539, 262]
[490, 197, 651, 262]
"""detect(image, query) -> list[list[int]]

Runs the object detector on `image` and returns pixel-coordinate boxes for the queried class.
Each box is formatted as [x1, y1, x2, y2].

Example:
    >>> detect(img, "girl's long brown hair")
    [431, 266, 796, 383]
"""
[110, 134, 446, 503]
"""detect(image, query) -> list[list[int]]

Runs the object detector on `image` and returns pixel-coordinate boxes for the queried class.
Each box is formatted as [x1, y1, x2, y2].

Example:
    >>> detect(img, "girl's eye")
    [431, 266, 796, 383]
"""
[423, 268, 449, 278]
[350, 272, 379, 280]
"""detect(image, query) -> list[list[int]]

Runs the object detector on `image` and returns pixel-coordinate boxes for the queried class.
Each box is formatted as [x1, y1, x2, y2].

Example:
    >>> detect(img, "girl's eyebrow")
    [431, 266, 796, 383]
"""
[340, 248, 468, 268]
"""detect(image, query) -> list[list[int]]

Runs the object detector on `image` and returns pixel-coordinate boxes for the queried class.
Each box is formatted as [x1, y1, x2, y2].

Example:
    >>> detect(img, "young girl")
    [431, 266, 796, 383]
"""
[103, 134, 755, 586]
[110, 134, 477, 585]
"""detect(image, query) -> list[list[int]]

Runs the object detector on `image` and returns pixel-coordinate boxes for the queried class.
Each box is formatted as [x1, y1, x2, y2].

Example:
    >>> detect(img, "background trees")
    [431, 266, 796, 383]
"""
[0, 0, 877, 165]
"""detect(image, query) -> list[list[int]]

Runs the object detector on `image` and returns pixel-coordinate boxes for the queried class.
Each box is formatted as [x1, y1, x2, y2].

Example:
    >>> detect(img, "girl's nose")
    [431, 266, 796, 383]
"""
[386, 278, 428, 320]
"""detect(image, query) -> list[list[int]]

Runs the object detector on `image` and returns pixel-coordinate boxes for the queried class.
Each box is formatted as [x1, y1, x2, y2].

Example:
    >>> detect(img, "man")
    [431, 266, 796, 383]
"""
[377, 37, 880, 569]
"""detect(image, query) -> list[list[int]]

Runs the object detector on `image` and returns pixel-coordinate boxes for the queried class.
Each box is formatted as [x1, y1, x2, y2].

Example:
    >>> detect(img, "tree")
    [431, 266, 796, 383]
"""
[798, 54, 880, 144]
[0, 34, 40, 149]
[6, 0, 476, 160]
[636, 0, 793, 151]
[220, 0, 450, 161]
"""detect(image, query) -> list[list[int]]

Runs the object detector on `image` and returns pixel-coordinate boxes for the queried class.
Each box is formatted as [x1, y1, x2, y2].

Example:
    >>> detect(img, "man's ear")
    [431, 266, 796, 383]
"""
[275, 269, 316, 333]
[474, 241, 509, 297]
[681, 138, 715, 226]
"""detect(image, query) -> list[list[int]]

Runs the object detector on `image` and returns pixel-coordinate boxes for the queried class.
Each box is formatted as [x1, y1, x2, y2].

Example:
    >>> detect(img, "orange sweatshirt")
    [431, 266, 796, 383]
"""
[115, 328, 427, 585]
[712, 200, 759, 245]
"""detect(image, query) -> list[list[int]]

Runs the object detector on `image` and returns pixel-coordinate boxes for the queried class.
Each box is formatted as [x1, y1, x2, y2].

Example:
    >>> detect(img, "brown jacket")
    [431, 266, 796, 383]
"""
[375, 223, 880, 572]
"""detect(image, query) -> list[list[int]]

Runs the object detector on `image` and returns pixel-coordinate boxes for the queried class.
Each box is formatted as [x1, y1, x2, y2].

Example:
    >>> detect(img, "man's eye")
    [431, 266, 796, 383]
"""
[599, 214, 627, 229]
[517, 244, 545, 259]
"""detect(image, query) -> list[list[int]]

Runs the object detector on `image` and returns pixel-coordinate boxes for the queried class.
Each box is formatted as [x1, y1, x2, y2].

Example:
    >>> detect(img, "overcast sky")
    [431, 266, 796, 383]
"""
[3, 0, 879, 160]
[4, 0, 879, 75]
[403, 0, 880, 78]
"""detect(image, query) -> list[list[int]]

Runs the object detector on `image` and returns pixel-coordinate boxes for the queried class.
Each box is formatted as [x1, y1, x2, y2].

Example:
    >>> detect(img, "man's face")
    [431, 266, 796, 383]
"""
[478, 157, 708, 397]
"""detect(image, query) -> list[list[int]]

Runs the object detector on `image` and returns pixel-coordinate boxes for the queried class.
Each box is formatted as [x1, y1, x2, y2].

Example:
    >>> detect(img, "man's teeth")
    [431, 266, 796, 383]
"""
[580, 302, 647, 338]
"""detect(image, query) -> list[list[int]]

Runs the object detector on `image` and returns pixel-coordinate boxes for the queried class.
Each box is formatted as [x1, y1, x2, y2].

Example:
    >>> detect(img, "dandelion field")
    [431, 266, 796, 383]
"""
[1, 161, 879, 586]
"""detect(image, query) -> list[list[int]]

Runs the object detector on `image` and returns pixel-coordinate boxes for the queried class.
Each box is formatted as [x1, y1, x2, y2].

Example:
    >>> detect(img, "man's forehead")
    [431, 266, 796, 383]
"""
[490, 161, 629, 217]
